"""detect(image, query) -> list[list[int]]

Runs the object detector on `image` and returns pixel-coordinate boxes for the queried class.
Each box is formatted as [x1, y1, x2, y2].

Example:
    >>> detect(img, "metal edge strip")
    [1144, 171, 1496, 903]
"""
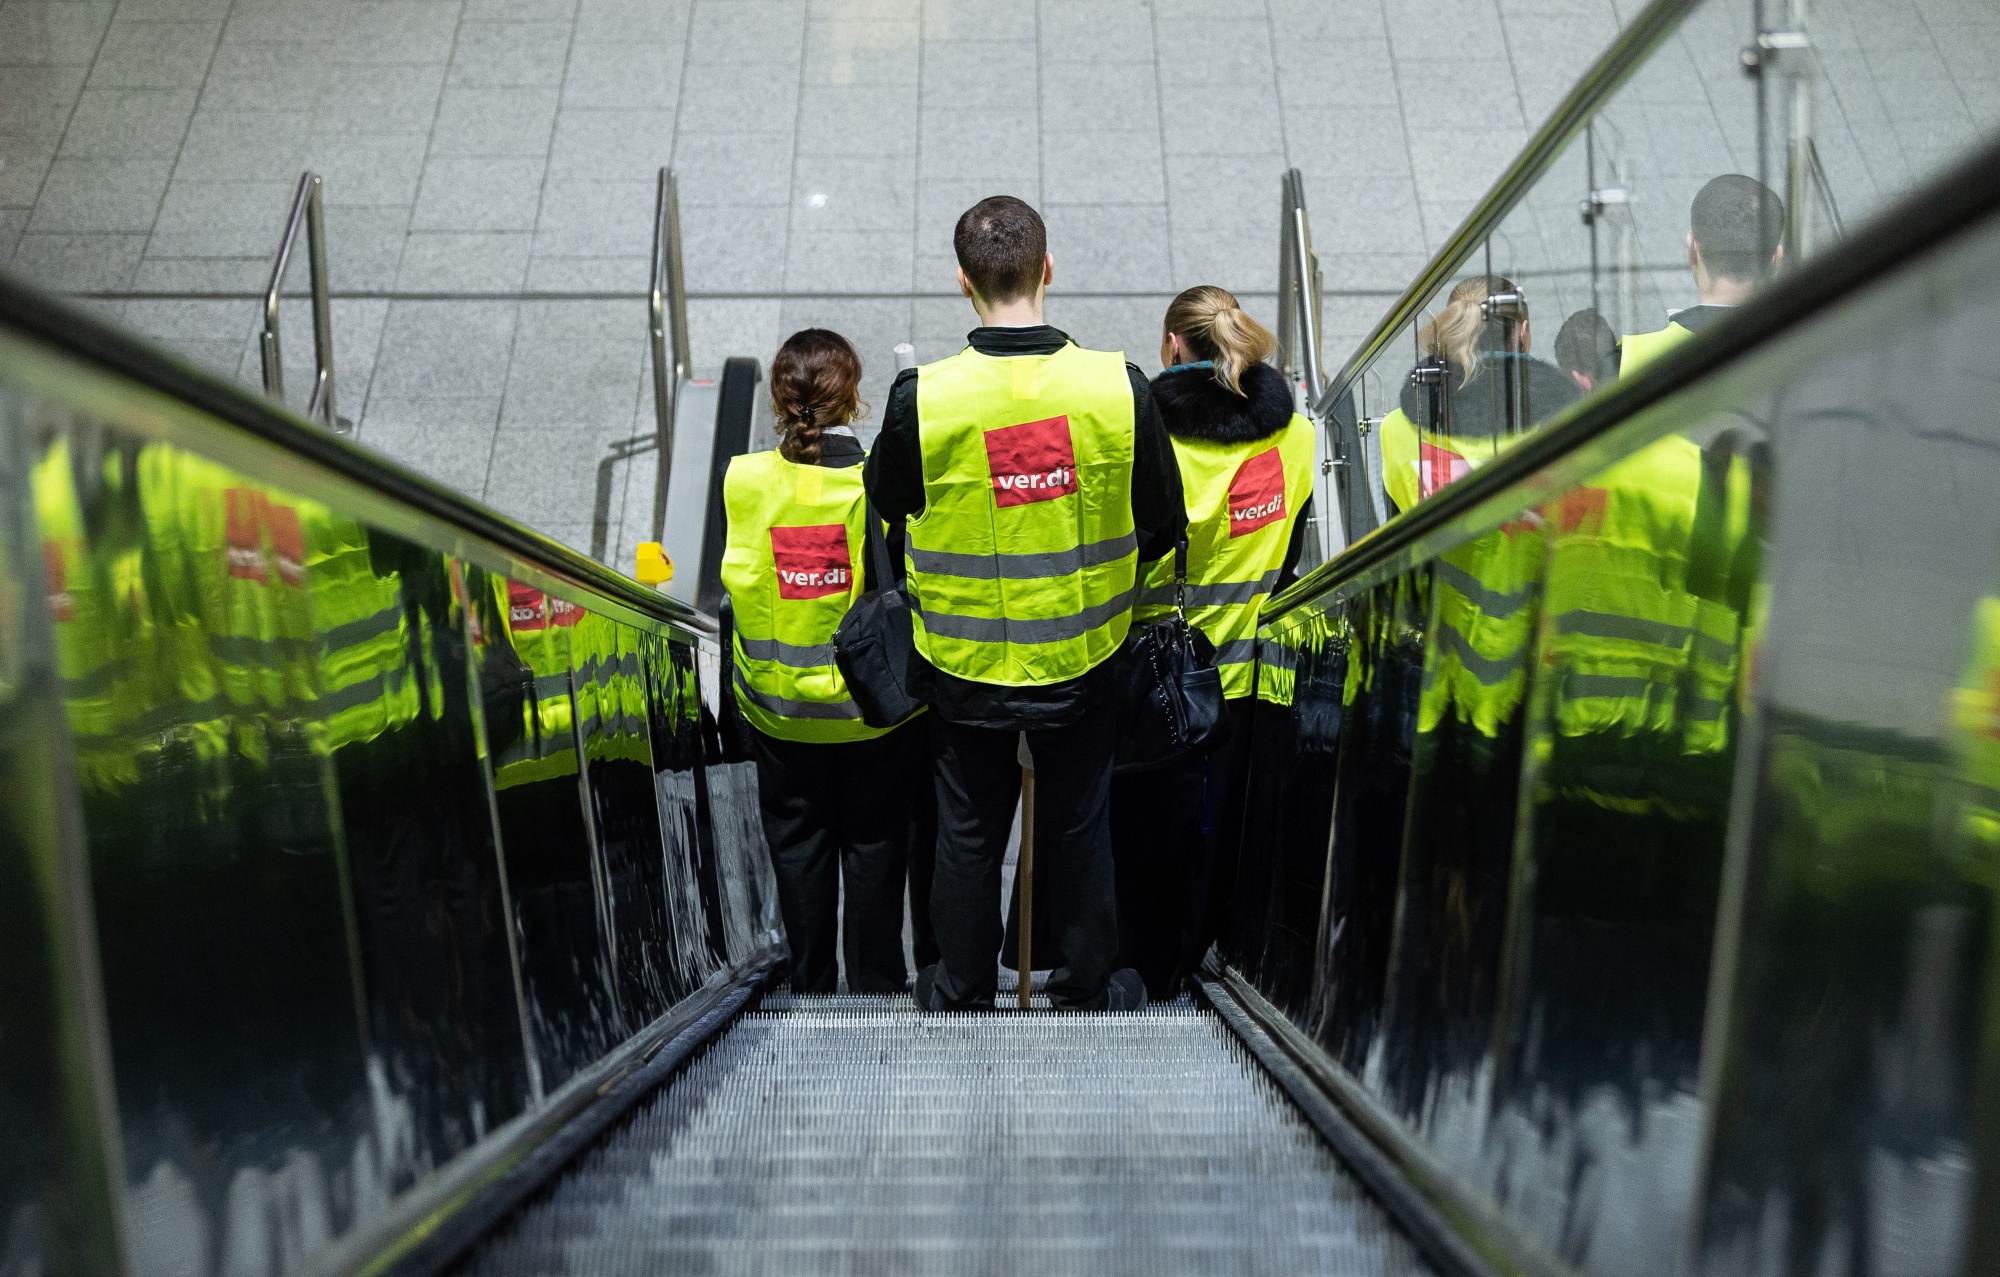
[320, 950, 783, 1277]
[0, 268, 714, 635]
[1310, 0, 1702, 420]
[1268, 130, 2000, 623]
[1193, 965, 1573, 1277]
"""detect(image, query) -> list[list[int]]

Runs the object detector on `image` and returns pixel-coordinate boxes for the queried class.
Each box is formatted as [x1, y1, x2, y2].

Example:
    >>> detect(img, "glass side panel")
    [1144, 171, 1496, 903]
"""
[318, 526, 532, 1188]
[476, 572, 621, 1089]
[691, 637, 766, 968]
[642, 631, 727, 995]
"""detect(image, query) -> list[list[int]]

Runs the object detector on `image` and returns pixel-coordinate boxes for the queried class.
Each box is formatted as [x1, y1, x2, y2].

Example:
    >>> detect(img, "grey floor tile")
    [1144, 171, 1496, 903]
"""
[411, 154, 546, 231]
[911, 247, 959, 293]
[219, 0, 345, 45]
[917, 109, 1039, 185]
[516, 297, 646, 341]
[1398, 60, 1528, 130]
[173, 107, 313, 182]
[305, 130, 429, 206]
[9, 231, 146, 290]
[396, 230, 534, 290]
[671, 132, 799, 206]
[331, 0, 461, 64]
[677, 61, 801, 131]
[371, 299, 520, 398]
[919, 40, 1037, 112]
[797, 82, 919, 156]
[131, 254, 271, 290]
[0, 2, 116, 66]
[1406, 126, 1528, 204]
[0, 210, 26, 262]
[678, 202, 789, 291]
[921, 0, 1033, 42]
[1284, 106, 1414, 179]
[1169, 220, 1276, 293]
[500, 336, 646, 427]
[573, 0, 688, 44]
[115, 0, 236, 20]
[27, 158, 172, 233]
[251, 293, 389, 414]
[1040, 294, 1171, 372]
[1319, 251, 1433, 294]
[523, 254, 648, 290]
[1274, 41, 1399, 110]
[534, 177, 653, 256]
[466, 0, 581, 21]
[548, 109, 675, 182]
[322, 203, 411, 288]
[1043, 202, 1172, 291]
[1163, 90, 1283, 156]
[684, 297, 783, 374]
[0, 135, 61, 207]
[200, 41, 338, 113]
[688, 0, 807, 64]
[121, 295, 260, 340]
[354, 395, 503, 494]
[801, 18, 918, 85]
[1042, 132, 1165, 205]
[1040, 60, 1159, 126]
[147, 176, 294, 254]
[448, 21, 575, 88]
[776, 293, 911, 410]
[313, 63, 446, 134]
[1038, 0, 1156, 64]
[486, 423, 624, 519]
[810, 0, 918, 19]
[914, 180, 1019, 257]
[1165, 153, 1289, 230]
[430, 86, 561, 155]
[0, 66, 90, 136]
[1153, 21, 1274, 85]
[86, 20, 222, 88]
[561, 41, 682, 111]
[790, 152, 915, 232]
[783, 228, 913, 292]
[55, 89, 195, 158]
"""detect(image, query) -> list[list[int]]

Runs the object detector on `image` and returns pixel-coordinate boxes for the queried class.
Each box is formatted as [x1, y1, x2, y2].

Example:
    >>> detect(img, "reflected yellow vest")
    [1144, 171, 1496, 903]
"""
[1137, 413, 1316, 698]
[721, 449, 891, 743]
[1379, 406, 1521, 514]
[1618, 320, 1696, 377]
[908, 343, 1137, 686]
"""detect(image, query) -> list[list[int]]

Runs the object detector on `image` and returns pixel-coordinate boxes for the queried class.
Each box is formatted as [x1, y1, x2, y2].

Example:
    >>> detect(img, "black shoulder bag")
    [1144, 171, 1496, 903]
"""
[1114, 539, 1224, 773]
[832, 503, 926, 729]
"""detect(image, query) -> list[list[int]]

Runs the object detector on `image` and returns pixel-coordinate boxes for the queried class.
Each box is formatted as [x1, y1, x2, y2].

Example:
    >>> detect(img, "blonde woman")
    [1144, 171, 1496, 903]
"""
[1112, 286, 1317, 998]
[1378, 275, 1578, 513]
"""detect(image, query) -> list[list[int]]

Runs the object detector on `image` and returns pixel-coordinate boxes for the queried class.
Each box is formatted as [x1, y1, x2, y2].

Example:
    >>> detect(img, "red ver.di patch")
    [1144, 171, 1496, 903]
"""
[985, 415, 1078, 507]
[771, 524, 853, 600]
[1227, 447, 1286, 537]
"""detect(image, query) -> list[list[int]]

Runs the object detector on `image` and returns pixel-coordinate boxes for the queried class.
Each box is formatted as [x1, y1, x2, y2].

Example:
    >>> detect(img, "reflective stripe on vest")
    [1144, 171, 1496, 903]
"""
[1255, 625, 1297, 708]
[720, 448, 891, 743]
[1135, 412, 1316, 698]
[907, 343, 1138, 686]
[1419, 522, 1544, 739]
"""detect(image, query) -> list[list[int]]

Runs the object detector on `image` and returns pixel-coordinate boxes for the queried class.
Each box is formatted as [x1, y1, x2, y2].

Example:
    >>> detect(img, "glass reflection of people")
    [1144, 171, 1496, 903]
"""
[1619, 174, 1784, 377]
[1109, 286, 1317, 1000]
[720, 329, 926, 994]
[1554, 307, 1617, 394]
[1377, 276, 1579, 516]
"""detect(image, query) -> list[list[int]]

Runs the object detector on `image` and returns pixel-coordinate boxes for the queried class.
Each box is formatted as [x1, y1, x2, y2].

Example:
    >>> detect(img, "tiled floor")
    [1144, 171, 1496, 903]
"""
[2, 0, 1993, 557]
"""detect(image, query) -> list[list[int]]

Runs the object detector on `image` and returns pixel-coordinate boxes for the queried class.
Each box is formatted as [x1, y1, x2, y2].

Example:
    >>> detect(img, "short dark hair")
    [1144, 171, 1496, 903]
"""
[1554, 308, 1616, 382]
[1690, 175, 1785, 284]
[953, 196, 1047, 303]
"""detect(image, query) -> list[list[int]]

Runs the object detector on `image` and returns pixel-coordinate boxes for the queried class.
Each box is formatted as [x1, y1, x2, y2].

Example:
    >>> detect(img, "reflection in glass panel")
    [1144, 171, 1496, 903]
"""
[642, 632, 726, 994]
[316, 524, 531, 1186]
[35, 420, 377, 1262]
[691, 640, 767, 968]
[474, 569, 620, 1089]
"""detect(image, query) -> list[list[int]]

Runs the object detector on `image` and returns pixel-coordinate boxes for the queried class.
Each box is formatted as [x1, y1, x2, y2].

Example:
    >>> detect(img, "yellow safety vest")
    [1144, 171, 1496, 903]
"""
[1137, 413, 1316, 698]
[721, 450, 894, 743]
[1254, 622, 1296, 708]
[34, 438, 135, 790]
[908, 343, 1137, 686]
[1379, 406, 1524, 514]
[492, 581, 582, 789]
[308, 513, 420, 752]
[1420, 518, 1545, 739]
[1618, 320, 1696, 377]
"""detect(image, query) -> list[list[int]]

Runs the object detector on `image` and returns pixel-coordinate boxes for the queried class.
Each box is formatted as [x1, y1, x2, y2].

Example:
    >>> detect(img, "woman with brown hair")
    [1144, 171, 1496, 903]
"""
[1112, 286, 1318, 998]
[719, 329, 928, 993]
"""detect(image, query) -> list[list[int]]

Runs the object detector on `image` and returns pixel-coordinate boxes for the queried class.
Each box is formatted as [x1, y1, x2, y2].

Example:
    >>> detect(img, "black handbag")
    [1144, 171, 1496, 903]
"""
[715, 595, 758, 763]
[1114, 540, 1224, 773]
[832, 502, 926, 729]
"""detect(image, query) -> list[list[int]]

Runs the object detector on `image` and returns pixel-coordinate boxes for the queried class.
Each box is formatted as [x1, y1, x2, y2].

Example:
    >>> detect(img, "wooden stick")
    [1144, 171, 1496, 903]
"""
[1016, 764, 1035, 1010]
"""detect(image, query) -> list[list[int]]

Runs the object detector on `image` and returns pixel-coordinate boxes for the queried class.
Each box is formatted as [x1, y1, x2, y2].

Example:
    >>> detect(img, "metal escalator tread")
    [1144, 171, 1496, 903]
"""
[455, 996, 1434, 1276]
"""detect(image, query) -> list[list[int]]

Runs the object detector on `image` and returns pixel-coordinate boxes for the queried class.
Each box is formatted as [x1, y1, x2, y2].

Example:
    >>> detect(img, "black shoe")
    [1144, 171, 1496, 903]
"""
[1104, 968, 1148, 1013]
[913, 963, 943, 1012]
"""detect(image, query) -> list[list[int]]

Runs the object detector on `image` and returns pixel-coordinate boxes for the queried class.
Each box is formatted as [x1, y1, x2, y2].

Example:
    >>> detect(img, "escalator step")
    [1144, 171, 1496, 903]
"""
[456, 1001, 1432, 1276]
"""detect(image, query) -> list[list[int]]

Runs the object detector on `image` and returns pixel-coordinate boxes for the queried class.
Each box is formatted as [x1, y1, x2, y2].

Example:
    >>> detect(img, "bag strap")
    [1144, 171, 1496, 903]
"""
[865, 498, 896, 595]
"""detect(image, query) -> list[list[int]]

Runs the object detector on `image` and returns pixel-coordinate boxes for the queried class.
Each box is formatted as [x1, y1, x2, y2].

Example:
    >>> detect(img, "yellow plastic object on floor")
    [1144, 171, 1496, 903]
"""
[635, 541, 673, 586]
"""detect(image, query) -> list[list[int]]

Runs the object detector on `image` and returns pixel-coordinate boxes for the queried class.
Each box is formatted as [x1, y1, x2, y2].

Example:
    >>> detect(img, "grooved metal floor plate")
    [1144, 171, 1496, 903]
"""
[455, 996, 1433, 1276]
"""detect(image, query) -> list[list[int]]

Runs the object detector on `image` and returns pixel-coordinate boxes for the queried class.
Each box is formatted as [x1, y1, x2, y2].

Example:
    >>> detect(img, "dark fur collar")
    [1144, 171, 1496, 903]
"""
[1151, 361, 1294, 444]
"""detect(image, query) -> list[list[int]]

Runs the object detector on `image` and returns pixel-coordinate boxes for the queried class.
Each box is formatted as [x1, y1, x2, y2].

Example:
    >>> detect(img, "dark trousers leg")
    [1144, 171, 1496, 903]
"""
[1028, 703, 1121, 1010]
[836, 724, 918, 993]
[927, 718, 1024, 1009]
[1110, 753, 1202, 1000]
[905, 725, 940, 970]
[749, 730, 840, 993]
[1178, 697, 1257, 987]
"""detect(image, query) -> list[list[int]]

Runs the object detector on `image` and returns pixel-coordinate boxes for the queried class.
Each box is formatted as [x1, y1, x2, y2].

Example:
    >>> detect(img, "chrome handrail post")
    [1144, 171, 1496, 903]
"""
[1277, 174, 1301, 388]
[304, 175, 335, 426]
[649, 167, 688, 544]
[260, 173, 312, 405]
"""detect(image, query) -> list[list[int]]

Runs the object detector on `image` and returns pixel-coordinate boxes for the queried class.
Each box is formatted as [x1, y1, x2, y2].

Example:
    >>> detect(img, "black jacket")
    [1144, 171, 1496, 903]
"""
[1151, 361, 1312, 591]
[1398, 351, 1580, 437]
[863, 325, 1187, 730]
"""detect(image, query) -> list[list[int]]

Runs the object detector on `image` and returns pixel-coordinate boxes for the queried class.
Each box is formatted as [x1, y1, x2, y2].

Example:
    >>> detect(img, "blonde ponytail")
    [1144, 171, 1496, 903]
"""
[1161, 285, 1277, 396]
[1418, 276, 1524, 389]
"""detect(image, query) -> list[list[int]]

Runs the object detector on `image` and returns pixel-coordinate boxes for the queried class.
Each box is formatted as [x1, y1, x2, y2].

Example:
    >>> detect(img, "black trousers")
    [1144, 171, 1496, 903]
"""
[1110, 696, 1257, 997]
[750, 720, 925, 993]
[929, 702, 1119, 1010]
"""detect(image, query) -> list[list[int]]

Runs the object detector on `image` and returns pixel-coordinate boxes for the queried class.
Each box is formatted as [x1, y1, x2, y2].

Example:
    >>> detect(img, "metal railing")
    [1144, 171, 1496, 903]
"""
[260, 171, 343, 432]
[591, 168, 690, 564]
[1276, 169, 1324, 404]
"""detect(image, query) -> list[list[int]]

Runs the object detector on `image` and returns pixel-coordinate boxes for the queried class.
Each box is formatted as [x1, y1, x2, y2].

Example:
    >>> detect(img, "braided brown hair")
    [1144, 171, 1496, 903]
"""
[771, 328, 866, 464]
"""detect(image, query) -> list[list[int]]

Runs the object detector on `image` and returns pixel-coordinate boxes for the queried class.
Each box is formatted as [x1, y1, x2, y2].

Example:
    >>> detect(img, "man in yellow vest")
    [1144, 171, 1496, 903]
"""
[1618, 175, 1785, 375]
[865, 196, 1186, 1012]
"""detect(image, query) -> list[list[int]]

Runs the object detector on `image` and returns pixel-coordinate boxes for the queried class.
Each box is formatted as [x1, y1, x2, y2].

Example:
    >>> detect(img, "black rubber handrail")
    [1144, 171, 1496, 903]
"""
[0, 267, 713, 635]
[1268, 130, 2000, 622]
[1311, 0, 1702, 423]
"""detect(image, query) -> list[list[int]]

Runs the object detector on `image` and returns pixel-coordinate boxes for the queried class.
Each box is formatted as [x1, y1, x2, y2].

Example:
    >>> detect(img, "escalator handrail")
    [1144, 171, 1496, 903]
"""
[0, 266, 715, 635]
[1267, 130, 2000, 622]
[1309, 0, 1699, 427]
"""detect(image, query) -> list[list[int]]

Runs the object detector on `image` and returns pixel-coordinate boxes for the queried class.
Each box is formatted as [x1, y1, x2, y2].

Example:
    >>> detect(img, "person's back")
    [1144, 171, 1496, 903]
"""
[865, 196, 1184, 1012]
[1619, 174, 1785, 378]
